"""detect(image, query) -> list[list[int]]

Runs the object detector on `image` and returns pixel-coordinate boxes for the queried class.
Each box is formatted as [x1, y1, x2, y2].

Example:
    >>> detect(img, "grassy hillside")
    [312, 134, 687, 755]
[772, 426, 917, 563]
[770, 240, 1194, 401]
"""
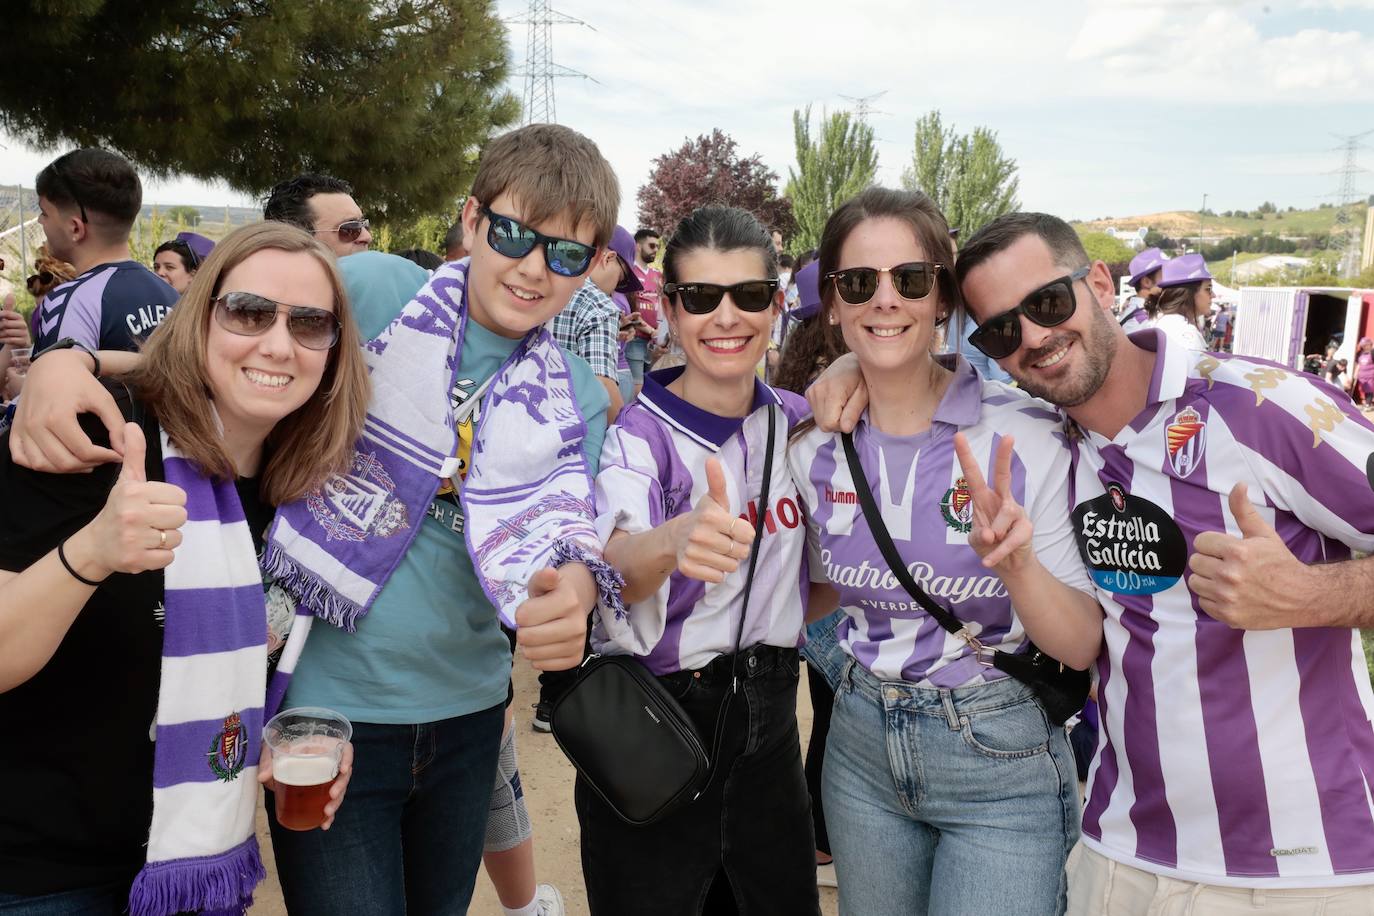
[1075, 203, 1367, 239]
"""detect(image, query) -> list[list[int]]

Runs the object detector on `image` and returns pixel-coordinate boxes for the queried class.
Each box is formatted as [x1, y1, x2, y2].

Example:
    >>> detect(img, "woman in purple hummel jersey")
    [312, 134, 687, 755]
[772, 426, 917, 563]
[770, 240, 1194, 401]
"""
[581, 206, 831, 915]
[787, 188, 1104, 916]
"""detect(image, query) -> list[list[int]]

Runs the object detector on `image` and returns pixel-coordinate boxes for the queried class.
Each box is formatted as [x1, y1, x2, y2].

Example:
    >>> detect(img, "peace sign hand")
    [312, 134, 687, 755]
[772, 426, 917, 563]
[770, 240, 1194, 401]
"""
[952, 432, 1033, 572]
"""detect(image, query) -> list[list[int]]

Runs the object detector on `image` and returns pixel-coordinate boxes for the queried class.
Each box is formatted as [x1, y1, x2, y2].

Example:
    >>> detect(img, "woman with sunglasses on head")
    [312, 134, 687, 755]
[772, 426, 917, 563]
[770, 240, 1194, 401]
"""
[1146, 254, 1212, 352]
[152, 232, 215, 296]
[581, 205, 828, 916]
[788, 187, 1101, 916]
[0, 222, 370, 915]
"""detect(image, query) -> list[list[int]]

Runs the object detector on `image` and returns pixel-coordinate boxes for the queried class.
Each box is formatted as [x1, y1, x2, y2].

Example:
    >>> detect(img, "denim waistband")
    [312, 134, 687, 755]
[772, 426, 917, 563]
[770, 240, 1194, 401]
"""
[658, 644, 799, 691]
[841, 657, 1039, 721]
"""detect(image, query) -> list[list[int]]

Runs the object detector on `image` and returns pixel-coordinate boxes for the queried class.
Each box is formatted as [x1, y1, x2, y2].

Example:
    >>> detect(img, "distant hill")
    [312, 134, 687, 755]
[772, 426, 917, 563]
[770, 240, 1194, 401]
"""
[1074, 203, 1367, 240]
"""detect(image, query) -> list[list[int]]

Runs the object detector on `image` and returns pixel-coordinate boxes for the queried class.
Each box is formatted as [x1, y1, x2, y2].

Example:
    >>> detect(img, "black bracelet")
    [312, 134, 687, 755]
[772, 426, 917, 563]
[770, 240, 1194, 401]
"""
[57, 538, 104, 587]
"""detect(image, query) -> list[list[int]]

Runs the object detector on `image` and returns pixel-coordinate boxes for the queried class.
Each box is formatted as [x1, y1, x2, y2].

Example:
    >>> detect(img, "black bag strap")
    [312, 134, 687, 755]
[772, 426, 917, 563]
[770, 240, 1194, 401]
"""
[699, 404, 776, 784]
[839, 430, 984, 652]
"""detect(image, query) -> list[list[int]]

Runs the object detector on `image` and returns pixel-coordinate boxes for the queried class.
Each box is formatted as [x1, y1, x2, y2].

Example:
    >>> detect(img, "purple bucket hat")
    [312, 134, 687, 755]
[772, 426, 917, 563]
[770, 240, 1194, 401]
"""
[608, 225, 643, 295]
[175, 231, 215, 266]
[1127, 247, 1165, 287]
[789, 261, 823, 321]
[1157, 253, 1213, 288]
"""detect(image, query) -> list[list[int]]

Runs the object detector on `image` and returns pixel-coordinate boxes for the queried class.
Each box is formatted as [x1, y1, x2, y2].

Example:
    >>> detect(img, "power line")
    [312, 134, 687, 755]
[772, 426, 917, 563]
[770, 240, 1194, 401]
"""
[838, 91, 888, 124]
[1328, 129, 1373, 278]
[507, 0, 597, 125]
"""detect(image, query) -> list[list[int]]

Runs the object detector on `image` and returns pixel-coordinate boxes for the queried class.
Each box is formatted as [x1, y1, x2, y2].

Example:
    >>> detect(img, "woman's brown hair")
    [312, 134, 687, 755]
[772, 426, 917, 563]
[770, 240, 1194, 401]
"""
[1149, 284, 1201, 323]
[127, 222, 370, 505]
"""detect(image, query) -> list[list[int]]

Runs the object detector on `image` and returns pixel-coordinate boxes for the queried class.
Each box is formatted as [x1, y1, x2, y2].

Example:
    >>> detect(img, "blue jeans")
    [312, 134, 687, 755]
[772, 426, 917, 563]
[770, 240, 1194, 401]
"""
[624, 338, 650, 385]
[824, 660, 1079, 916]
[266, 704, 505, 916]
[801, 609, 847, 692]
[0, 883, 128, 916]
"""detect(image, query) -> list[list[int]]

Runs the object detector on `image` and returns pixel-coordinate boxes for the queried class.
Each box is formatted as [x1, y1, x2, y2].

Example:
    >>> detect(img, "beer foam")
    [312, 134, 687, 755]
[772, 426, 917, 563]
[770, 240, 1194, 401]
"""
[272, 754, 338, 786]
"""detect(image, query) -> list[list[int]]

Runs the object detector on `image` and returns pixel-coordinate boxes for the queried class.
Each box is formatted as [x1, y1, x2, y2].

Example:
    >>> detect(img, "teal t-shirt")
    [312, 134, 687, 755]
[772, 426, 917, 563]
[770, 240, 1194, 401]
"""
[286, 311, 610, 724]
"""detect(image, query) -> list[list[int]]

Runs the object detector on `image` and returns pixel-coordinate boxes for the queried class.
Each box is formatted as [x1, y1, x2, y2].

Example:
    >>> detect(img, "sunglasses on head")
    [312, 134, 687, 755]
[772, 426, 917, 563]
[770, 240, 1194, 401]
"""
[480, 206, 597, 278]
[314, 218, 370, 243]
[212, 291, 341, 350]
[967, 266, 1090, 360]
[50, 156, 89, 224]
[662, 280, 778, 315]
[824, 262, 941, 305]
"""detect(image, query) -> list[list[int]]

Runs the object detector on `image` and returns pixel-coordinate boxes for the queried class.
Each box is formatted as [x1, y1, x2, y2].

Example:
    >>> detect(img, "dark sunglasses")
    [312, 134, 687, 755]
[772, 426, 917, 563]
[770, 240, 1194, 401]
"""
[167, 240, 200, 270]
[50, 156, 89, 224]
[662, 280, 778, 315]
[967, 266, 1090, 360]
[213, 292, 341, 350]
[314, 218, 370, 243]
[824, 262, 941, 305]
[480, 206, 596, 277]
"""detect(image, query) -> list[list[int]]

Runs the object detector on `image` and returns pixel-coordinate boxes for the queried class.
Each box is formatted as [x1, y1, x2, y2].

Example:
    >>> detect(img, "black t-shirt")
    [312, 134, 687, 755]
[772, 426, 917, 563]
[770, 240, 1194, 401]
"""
[0, 397, 273, 896]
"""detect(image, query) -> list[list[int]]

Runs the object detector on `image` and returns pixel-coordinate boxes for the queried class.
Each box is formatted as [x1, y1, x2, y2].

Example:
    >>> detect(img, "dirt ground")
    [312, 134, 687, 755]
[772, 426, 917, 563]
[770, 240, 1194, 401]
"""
[250, 657, 839, 916]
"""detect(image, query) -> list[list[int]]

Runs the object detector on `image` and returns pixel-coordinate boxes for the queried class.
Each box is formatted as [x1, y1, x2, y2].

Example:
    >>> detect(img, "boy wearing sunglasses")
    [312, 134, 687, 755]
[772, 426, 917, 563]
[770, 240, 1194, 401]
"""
[9, 124, 621, 916]
[810, 210, 1374, 914]
[30, 149, 178, 360]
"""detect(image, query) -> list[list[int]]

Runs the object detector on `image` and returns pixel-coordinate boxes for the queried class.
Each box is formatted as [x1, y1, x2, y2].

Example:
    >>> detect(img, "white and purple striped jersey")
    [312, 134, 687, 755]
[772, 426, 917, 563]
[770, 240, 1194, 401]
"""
[593, 367, 810, 675]
[1071, 329, 1374, 888]
[790, 357, 1093, 686]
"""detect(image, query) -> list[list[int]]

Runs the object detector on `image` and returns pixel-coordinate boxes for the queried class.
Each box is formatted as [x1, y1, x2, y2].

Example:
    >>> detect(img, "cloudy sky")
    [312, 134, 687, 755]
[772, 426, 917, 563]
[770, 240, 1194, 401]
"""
[3, 0, 1372, 228]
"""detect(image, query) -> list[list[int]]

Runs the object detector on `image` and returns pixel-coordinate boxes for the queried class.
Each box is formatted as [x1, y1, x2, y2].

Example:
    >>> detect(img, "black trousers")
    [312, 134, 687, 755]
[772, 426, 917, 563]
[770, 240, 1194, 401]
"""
[576, 646, 821, 916]
[803, 662, 834, 856]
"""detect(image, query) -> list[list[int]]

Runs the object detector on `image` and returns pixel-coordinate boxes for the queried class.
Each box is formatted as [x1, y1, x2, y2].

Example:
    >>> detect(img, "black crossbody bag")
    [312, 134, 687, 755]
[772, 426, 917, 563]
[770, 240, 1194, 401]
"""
[550, 407, 776, 826]
[840, 432, 1089, 726]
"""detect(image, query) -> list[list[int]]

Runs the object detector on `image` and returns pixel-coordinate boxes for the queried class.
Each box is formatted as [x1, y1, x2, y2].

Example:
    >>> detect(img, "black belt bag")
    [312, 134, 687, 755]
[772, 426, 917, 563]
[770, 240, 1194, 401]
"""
[840, 431, 1089, 726]
[551, 406, 777, 825]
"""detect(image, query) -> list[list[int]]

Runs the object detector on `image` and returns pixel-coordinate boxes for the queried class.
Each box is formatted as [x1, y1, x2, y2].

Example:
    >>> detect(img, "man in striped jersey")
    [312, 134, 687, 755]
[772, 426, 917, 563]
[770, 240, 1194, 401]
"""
[955, 213, 1374, 914]
[811, 210, 1374, 913]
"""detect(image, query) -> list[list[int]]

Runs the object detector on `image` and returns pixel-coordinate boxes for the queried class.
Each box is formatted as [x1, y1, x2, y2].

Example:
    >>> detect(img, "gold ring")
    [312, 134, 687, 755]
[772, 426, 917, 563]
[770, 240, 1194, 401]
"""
[158, 529, 167, 549]
[730, 518, 742, 541]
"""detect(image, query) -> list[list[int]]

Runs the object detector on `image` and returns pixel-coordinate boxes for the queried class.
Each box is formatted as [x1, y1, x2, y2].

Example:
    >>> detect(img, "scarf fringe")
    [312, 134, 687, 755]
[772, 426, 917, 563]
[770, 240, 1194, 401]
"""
[553, 538, 626, 622]
[261, 543, 365, 632]
[128, 836, 265, 916]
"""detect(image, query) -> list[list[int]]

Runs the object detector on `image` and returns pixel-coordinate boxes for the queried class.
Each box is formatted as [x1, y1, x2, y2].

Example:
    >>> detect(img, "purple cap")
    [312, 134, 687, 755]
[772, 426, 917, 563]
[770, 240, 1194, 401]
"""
[608, 225, 643, 295]
[176, 231, 215, 265]
[789, 262, 822, 321]
[1127, 247, 1164, 286]
[1157, 253, 1213, 288]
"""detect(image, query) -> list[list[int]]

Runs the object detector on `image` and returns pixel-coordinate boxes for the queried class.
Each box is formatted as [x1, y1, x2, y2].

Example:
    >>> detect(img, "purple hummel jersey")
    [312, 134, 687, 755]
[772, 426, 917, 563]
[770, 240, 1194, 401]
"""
[1071, 329, 1374, 888]
[593, 367, 810, 675]
[789, 356, 1093, 687]
[35, 261, 178, 353]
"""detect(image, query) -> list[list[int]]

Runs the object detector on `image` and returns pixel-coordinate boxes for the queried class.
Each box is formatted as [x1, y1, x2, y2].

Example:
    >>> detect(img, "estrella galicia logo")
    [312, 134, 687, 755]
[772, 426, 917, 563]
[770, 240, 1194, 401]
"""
[1072, 483, 1187, 595]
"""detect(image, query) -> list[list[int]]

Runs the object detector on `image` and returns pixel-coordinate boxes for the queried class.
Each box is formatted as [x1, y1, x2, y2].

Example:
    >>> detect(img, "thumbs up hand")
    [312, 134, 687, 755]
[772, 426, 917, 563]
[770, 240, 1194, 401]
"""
[515, 563, 596, 671]
[78, 423, 189, 578]
[669, 457, 755, 584]
[1188, 483, 1305, 629]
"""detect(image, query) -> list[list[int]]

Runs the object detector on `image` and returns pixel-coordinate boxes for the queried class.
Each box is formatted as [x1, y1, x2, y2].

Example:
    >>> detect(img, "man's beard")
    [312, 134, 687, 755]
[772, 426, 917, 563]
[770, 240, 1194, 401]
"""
[1009, 306, 1117, 408]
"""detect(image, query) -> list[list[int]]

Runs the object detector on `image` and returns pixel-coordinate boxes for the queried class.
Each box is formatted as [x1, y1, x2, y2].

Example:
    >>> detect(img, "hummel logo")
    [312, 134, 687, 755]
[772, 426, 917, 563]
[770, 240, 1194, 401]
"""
[825, 486, 857, 505]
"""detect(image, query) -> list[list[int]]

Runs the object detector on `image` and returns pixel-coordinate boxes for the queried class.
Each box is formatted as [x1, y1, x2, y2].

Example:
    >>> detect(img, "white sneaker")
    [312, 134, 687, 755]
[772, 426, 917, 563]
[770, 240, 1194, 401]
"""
[535, 883, 565, 916]
[816, 862, 838, 888]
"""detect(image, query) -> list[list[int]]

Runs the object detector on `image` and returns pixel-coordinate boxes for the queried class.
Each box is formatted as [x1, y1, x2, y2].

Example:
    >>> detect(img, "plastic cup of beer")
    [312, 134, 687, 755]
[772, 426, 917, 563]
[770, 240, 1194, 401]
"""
[262, 706, 351, 831]
[10, 348, 30, 374]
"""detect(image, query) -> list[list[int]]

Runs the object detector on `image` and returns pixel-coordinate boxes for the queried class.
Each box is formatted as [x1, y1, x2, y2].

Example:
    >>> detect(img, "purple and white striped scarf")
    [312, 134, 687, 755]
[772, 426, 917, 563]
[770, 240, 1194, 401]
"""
[264, 260, 620, 631]
[126, 430, 305, 916]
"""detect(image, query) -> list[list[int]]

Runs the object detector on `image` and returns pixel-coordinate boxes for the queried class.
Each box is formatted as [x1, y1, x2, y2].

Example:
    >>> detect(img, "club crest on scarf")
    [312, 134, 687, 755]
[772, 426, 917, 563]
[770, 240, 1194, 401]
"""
[207, 712, 248, 782]
[940, 477, 974, 534]
[306, 450, 409, 542]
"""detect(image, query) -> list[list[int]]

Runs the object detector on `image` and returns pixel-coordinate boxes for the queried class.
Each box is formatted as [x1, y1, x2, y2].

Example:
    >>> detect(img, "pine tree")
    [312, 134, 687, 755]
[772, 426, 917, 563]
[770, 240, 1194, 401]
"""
[0, 0, 519, 222]
[784, 106, 878, 252]
[901, 111, 1020, 237]
[637, 129, 794, 241]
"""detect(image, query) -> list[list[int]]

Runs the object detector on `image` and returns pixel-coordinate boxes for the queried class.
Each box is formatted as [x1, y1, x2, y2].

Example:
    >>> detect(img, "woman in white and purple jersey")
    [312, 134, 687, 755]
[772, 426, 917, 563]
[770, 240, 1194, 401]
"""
[788, 188, 1103, 916]
[581, 206, 828, 915]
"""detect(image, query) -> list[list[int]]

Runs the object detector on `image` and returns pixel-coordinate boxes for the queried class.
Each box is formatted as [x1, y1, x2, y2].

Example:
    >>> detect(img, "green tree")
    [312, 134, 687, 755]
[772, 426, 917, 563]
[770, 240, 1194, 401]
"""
[784, 106, 878, 252]
[0, 1, 518, 222]
[900, 110, 1020, 236]
[1077, 231, 1135, 264]
[637, 130, 794, 240]
[167, 205, 201, 227]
